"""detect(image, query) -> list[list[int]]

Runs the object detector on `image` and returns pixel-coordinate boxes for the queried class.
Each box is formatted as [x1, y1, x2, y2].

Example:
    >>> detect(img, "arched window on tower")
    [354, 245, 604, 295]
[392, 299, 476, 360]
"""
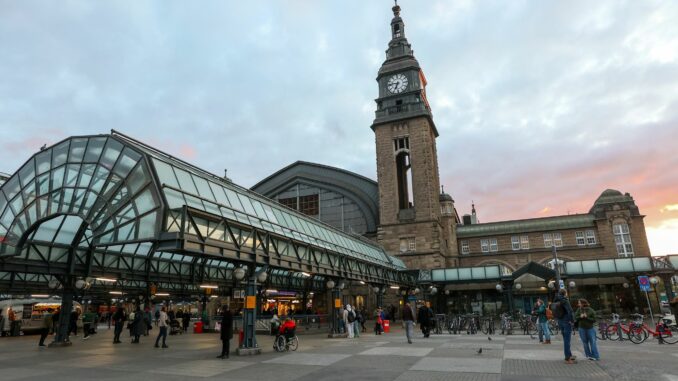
[394, 136, 413, 210]
[393, 24, 401, 38]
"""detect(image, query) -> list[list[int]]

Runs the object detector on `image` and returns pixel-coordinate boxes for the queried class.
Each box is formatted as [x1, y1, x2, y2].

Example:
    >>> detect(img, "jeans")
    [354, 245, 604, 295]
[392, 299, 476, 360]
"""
[405, 320, 414, 342]
[155, 326, 167, 347]
[353, 321, 360, 337]
[39, 328, 49, 346]
[347, 322, 355, 338]
[538, 321, 550, 342]
[221, 338, 230, 357]
[113, 322, 123, 342]
[558, 320, 573, 360]
[83, 323, 91, 338]
[579, 327, 600, 360]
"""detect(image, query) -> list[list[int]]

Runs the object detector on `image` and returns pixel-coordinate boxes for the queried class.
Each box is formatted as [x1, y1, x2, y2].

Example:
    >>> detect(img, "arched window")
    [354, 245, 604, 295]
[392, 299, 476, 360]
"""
[395, 151, 413, 210]
[393, 24, 401, 38]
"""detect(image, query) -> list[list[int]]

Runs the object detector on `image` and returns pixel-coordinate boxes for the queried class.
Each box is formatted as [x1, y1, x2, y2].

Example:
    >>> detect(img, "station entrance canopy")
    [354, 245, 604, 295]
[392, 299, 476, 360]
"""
[0, 132, 412, 297]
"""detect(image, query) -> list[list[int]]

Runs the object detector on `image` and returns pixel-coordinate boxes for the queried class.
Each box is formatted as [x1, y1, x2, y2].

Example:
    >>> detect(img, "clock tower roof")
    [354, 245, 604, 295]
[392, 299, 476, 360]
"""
[378, 1, 421, 79]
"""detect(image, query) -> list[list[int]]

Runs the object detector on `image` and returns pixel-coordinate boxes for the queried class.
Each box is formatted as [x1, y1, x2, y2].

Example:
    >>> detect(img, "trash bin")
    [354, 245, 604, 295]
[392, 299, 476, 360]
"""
[193, 321, 203, 334]
[383, 320, 390, 333]
[239, 330, 244, 346]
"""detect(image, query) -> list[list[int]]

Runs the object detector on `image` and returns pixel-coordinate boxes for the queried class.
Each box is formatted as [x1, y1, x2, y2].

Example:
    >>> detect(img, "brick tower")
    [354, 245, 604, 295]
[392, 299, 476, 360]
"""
[372, 3, 447, 269]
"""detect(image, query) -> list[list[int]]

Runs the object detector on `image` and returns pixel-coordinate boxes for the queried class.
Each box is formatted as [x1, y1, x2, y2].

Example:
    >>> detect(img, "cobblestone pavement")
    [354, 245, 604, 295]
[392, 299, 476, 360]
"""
[0, 325, 677, 381]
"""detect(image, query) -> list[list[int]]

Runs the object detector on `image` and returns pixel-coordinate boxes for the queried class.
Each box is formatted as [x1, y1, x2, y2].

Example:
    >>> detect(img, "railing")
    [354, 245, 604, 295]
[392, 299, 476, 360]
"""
[375, 103, 428, 118]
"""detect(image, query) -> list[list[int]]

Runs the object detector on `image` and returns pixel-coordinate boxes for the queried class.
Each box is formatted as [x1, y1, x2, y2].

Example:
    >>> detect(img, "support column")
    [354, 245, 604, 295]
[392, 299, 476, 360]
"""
[328, 288, 346, 338]
[506, 283, 514, 316]
[237, 277, 260, 355]
[50, 284, 74, 347]
[376, 287, 384, 309]
[661, 274, 677, 318]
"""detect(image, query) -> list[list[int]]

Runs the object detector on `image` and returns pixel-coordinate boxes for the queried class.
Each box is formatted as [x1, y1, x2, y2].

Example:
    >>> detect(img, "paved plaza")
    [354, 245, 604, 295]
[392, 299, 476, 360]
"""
[1, 325, 678, 381]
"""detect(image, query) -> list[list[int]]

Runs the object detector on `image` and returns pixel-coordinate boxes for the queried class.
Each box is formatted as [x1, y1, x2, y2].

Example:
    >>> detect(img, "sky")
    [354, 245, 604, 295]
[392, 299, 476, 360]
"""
[1, 0, 677, 255]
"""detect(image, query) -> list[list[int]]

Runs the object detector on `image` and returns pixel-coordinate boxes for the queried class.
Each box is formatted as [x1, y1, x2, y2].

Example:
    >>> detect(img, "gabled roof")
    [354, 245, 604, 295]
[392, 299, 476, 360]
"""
[456, 214, 595, 238]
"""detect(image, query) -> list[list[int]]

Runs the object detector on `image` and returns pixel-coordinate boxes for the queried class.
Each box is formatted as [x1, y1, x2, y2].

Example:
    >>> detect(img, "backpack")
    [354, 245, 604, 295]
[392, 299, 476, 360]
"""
[546, 306, 554, 320]
[551, 301, 566, 319]
[348, 310, 356, 323]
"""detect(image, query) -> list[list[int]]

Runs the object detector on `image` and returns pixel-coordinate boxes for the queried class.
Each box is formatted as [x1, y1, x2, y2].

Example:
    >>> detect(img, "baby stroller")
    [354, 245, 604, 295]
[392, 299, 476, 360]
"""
[169, 319, 183, 335]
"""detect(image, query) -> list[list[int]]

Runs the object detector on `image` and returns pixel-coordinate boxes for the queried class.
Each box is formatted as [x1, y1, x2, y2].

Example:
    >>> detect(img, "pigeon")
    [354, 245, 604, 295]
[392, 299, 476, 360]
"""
[477, 348, 483, 354]
[488, 337, 492, 341]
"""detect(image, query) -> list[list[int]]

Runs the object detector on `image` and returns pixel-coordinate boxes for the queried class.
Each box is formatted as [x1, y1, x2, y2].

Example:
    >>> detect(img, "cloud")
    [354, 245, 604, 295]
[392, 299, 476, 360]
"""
[0, 0, 677, 254]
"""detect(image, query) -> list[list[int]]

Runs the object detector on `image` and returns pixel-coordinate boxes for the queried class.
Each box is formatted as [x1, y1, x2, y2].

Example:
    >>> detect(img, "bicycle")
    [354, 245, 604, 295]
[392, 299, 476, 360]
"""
[628, 315, 678, 344]
[480, 316, 495, 335]
[500, 313, 513, 335]
[273, 328, 299, 352]
[606, 313, 646, 343]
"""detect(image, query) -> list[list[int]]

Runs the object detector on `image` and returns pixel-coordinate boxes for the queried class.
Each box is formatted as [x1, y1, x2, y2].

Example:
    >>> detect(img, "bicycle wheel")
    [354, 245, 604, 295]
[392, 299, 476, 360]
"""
[594, 323, 606, 340]
[289, 336, 299, 351]
[550, 321, 559, 336]
[528, 322, 538, 337]
[274, 335, 286, 352]
[480, 320, 490, 335]
[627, 326, 646, 344]
[660, 325, 678, 344]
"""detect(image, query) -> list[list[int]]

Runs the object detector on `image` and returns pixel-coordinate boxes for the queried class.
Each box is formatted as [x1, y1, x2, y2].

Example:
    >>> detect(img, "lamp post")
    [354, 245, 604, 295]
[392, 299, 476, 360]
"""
[551, 245, 562, 290]
[235, 265, 262, 355]
[328, 279, 346, 338]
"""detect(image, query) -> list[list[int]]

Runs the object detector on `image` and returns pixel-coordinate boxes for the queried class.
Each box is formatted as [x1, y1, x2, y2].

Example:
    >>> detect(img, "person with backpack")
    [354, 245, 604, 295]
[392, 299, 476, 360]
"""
[346, 305, 356, 338]
[535, 298, 550, 344]
[574, 299, 599, 361]
[553, 288, 576, 364]
[353, 309, 362, 338]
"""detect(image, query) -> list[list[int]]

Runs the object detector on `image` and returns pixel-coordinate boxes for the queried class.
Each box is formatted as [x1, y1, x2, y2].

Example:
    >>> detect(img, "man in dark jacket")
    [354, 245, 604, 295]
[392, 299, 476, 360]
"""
[417, 304, 433, 338]
[131, 306, 145, 344]
[112, 306, 126, 344]
[402, 302, 415, 344]
[555, 288, 576, 364]
[217, 305, 233, 359]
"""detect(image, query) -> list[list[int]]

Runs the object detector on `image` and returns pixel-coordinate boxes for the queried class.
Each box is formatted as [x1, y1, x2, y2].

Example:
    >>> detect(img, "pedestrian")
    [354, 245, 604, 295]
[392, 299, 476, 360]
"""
[402, 302, 415, 344]
[353, 308, 361, 338]
[535, 298, 550, 344]
[154, 306, 169, 348]
[69, 307, 80, 337]
[217, 305, 233, 359]
[38, 309, 53, 347]
[182, 310, 191, 333]
[554, 288, 576, 364]
[390, 305, 397, 323]
[0, 310, 5, 337]
[574, 299, 600, 361]
[112, 305, 126, 344]
[417, 303, 432, 338]
[154, 309, 160, 327]
[360, 309, 367, 332]
[131, 306, 144, 344]
[51, 308, 60, 335]
[374, 307, 383, 335]
[82, 308, 96, 340]
[144, 307, 152, 336]
[346, 305, 356, 338]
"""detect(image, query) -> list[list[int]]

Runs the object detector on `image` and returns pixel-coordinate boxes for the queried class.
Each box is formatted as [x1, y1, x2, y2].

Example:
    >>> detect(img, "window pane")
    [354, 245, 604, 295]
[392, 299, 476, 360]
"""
[35, 149, 52, 175]
[134, 188, 157, 215]
[173, 167, 198, 195]
[52, 140, 70, 168]
[152, 159, 179, 188]
[68, 138, 89, 163]
[18, 159, 36, 188]
[83, 137, 107, 162]
[192, 175, 215, 202]
[99, 139, 124, 170]
[223, 187, 244, 211]
[208, 182, 230, 207]
[112, 147, 141, 178]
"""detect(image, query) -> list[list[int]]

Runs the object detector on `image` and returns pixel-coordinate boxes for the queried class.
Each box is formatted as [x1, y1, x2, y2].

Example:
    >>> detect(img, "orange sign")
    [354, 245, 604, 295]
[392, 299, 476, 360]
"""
[334, 298, 341, 308]
[246, 296, 256, 309]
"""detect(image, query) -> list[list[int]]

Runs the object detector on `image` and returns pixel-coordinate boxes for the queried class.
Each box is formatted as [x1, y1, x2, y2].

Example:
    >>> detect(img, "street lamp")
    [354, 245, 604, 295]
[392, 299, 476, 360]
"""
[327, 280, 336, 289]
[514, 283, 522, 290]
[233, 266, 246, 281]
[568, 281, 576, 289]
[495, 284, 503, 292]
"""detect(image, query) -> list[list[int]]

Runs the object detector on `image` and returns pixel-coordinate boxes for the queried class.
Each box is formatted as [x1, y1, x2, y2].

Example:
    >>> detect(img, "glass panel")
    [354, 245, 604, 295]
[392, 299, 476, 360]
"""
[237, 194, 257, 216]
[65, 164, 80, 187]
[90, 166, 110, 193]
[598, 259, 615, 273]
[669, 256, 678, 269]
[126, 164, 148, 195]
[68, 138, 88, 163]
[18, 158, 35, 188]
[565, 261, 582, 275]
[54, 215, 83, 244]
[251, 199, 268, 220]
[3, 176, 21, 200]
[78, 163, 96, 188]
[192, 175, 215, 202]
[112, 147, 141, 178]
[134, 188, 157, 215]
[458, 268, 472, 280]
[36, 173, 50, 196]
[262, 204, 279, 224]
[35, 149, 52, 175]
[631, 257, 651, 271]
[485, 266, 500, 278]
[50, 165, 65, 190]
[582, 261, 599, 274]
[223, 187, 244, 211]
[615, 258, 634, 272]
[99, 139, 123, 170]
[208, 182, 230, 207]
[32, 215, 63, 242]
[184, 194, 205, 211]
[173, 167, 198, 195]
[471, 267, 485, 279]
[83, 137, 107, 162]
[152, 159, 180, 188]
[51, 140, 70, 167]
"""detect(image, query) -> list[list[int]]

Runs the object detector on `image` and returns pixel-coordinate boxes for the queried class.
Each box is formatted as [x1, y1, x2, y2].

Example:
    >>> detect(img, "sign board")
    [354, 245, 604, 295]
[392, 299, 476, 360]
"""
[334, 298, 341, 308]
[245, 296, 256, 309]
[558, 280, 565, 290]
[638, 276, 651, 292]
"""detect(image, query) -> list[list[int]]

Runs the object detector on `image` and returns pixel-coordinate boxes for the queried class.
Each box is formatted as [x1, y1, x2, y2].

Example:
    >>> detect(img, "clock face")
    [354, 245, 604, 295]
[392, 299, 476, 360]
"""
[387, 74, 409, 94]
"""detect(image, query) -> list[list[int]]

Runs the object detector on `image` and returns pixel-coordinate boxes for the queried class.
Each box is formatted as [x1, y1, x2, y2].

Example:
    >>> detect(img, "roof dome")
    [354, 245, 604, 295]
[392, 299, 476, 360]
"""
[439, 192, 454, 202]
[593, 189, 631, 206]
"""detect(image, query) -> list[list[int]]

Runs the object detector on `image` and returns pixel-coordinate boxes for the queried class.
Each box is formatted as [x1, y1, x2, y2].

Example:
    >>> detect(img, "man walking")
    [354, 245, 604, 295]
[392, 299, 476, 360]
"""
[112, 305, 126, 344]
[154, 306, 169, 348]
[346, 305, 355, 338]
[535, 298, 550, 344]
[554, 288, 576, 364]
[38, 309, 53, 347]
[217, 305, 233, 359]
[402, 302, 415, 344]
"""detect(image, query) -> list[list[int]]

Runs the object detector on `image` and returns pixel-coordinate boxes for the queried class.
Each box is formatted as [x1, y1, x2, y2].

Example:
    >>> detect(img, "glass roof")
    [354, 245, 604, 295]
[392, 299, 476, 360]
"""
[431, 265, 509, 282]
[564, 257, 652, 275]
[148, 154, 404, 269]
[0, 136, 162, 255]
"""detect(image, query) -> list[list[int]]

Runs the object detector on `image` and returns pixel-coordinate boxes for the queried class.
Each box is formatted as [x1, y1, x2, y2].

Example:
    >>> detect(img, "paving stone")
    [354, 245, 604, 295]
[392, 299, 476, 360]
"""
[359, 346, 433, 356]
[263, 353, 351, 366]
[502, 359, 611, 379]
[395, 371, 500, 381]
[503, 349, 585, 361]
[148, 359, 253, 377]
[441, 342, 504, 350]
[410, 357, 502, 373]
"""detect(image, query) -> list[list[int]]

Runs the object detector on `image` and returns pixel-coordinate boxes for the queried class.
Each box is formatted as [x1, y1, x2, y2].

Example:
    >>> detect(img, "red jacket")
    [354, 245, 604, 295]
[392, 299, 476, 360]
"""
[279, 320, 296, 334]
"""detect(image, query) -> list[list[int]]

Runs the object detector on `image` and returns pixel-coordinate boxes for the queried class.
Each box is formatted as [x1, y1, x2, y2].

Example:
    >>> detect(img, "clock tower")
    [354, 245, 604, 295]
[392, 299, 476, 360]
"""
[372, 3, 448, 269]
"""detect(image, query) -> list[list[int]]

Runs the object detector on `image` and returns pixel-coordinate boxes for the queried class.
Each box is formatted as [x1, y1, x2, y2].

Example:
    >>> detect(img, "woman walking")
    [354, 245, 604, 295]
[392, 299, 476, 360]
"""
[574, 299, 600, 361]
[154, 306, 169, 348]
